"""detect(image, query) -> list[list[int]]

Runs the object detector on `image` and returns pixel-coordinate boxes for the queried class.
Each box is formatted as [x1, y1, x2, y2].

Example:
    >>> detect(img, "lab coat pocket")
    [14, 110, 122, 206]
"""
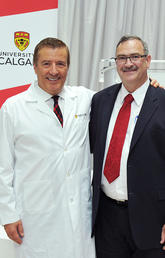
[80, 167, 92, 231]
[23, 180, 54, 214]
[68, 167, 92, 232]
[75, 113, 89, 125]
[80, 167, 92, 202]
[73, 113, 90, 144]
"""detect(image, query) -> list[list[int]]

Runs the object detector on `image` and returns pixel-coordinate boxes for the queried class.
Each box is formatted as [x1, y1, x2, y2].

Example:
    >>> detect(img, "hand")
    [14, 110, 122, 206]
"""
[150, 78, 164, 89]
[160, 224, 165, 250]
[4, 220, 24, 244]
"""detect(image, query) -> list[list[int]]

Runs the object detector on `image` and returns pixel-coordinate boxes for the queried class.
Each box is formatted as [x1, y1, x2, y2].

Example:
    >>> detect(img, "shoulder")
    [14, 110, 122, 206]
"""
[1, 87, 30, 111]
[149, 84, 165, 99]
[92, 83, 121, 101]
[63, 85, 95, 99]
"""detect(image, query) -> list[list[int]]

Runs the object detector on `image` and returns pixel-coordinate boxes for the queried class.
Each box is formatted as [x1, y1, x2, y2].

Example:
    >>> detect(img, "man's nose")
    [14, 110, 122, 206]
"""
[50, 64, 58, 74]
[124, 57, 133, 65]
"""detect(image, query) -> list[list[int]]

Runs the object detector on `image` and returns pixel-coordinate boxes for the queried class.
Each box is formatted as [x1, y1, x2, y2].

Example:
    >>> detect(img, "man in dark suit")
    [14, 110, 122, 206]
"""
[89, 35, 165, 258]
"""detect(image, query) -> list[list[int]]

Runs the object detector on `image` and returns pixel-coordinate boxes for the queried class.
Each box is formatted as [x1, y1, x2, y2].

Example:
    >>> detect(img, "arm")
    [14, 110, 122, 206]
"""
[160, 224, 165, 250]
[4, 220, 24, 244]
[0, 104, 20, 227]
[89, 97, 95, 154]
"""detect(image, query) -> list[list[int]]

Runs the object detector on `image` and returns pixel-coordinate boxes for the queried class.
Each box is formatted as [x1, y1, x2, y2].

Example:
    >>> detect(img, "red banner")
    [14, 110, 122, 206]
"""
[0, 0, 58, 17]
[0, 85, 30, 108]
[0, 0, 58, 108]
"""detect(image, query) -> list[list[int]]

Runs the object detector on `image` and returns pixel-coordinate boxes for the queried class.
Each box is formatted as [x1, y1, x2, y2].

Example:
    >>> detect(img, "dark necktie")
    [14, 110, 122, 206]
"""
[103, 94, 134, 183]
[52, 95, 63, 127]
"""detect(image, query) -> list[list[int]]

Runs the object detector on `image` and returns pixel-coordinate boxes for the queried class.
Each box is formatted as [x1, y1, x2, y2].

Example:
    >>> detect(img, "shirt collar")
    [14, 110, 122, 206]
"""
[120, 78, 150, 106]
[33, 81, 52, 102]
[34, 81, 65, 101]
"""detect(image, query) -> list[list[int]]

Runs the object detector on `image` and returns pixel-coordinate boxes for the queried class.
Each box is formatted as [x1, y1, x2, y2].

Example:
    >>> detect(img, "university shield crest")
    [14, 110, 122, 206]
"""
[14, 31, 30, 51]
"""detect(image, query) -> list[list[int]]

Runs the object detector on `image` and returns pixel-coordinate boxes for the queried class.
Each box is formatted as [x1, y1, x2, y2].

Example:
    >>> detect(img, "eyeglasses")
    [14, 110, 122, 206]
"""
[114, 55, 147, 64]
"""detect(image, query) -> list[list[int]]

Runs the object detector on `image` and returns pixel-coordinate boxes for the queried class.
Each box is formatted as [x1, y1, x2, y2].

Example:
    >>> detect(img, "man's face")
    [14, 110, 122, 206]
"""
[116, 39, 151, 91]
[34, 47, 69, 95]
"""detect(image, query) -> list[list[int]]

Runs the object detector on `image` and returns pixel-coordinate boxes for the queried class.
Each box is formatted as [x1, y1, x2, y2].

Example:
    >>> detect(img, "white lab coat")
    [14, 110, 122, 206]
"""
[0, 81, 96, 258]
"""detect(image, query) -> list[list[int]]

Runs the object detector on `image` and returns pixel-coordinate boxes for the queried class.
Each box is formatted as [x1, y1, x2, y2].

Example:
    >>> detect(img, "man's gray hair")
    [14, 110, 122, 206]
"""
[116, 35, 149, 55]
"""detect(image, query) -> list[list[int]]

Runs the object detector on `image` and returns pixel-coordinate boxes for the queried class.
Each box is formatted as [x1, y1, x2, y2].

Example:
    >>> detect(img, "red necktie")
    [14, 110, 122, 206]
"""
[52, 95, 63, 127]
[104, 94, 134, 183]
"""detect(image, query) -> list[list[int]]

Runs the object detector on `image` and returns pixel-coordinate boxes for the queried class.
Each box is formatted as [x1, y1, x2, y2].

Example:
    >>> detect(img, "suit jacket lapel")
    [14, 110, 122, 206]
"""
[130, 85, 158, 152]
[99, 84, 121, 162]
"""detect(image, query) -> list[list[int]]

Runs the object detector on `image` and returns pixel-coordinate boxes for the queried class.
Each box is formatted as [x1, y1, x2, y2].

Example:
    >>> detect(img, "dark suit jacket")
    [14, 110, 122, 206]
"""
[89, 82, 165, 250]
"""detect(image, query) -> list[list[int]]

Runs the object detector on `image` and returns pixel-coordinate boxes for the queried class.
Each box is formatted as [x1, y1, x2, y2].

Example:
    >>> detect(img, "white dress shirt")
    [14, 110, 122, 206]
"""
[101, 79, 150, 201]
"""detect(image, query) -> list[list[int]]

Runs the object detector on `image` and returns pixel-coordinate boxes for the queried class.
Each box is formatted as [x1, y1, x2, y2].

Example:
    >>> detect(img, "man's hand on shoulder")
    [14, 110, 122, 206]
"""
[160, 224, 165, 250]
[4, 219, 24, 244]
[150, 78, 165, 89]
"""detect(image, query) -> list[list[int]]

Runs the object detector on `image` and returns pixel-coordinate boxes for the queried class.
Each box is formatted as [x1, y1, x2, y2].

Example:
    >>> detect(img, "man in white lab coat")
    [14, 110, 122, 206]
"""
[0, 38, 96, 258]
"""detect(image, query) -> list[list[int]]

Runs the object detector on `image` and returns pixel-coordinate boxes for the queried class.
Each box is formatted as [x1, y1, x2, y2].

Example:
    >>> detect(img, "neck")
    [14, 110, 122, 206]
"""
[123, 77, 148, 93]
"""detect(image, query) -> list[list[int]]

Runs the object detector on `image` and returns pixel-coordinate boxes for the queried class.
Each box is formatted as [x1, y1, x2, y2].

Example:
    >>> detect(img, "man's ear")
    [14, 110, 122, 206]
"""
[146, 55, 151, 69]
[33, 64, 37, 74]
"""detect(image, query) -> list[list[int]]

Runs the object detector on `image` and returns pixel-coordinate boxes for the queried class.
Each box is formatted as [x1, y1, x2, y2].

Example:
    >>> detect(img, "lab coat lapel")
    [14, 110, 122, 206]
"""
[62, 89, 77, 127]
[25, 83, 55, 119]
[36, 100, 55, 118]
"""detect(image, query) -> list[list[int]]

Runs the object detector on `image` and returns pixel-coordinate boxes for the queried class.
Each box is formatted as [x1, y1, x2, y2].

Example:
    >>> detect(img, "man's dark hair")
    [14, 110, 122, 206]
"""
[33, 37, 70, 66]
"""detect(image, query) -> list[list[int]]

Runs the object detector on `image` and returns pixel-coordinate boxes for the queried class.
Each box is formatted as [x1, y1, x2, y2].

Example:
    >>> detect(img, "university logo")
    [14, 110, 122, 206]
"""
[14, 31, 30, 51]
